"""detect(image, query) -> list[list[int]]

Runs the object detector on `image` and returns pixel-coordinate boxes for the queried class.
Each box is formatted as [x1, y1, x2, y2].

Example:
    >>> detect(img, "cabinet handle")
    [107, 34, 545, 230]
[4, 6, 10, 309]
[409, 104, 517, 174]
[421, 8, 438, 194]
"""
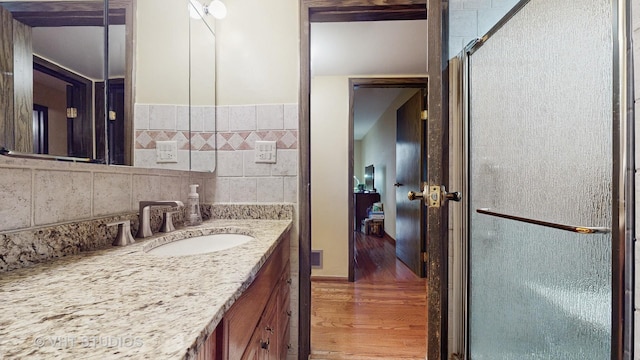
[265, 326, 274, 334]
[260, 339, 270, 350]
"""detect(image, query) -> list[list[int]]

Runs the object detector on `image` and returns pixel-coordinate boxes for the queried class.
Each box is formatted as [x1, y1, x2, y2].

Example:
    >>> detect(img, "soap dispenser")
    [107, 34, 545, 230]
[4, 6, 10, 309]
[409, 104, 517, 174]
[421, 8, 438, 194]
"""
[186, 184, 203, 226]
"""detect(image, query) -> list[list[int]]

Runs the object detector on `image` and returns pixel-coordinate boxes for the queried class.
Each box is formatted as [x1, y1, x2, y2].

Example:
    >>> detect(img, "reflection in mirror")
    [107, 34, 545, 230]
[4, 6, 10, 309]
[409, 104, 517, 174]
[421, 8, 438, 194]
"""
[0, 1, 106, 162]
[105, 19, 126, 164]
[189, 0, 216, 172]
[132, 0, 216, 172]
[0, 0, 217, 170]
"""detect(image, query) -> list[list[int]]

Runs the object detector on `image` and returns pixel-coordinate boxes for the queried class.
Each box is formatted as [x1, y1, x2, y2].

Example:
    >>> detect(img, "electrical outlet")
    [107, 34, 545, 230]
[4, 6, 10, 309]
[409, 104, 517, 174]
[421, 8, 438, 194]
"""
[255, 141, 277, 164]
[156, 141, 178, 163]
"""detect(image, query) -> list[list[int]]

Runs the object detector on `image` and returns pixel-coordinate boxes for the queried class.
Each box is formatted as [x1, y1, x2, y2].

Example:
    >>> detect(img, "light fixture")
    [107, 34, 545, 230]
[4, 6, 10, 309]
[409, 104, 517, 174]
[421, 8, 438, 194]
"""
[66, 107, 78, 119]
[205, 0, 227, 19]
[189, 0, 227, 20]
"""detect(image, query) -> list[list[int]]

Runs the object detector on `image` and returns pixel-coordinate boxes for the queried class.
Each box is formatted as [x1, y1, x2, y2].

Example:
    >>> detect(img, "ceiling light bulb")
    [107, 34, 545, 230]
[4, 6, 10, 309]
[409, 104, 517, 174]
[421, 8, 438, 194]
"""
[207, 0, 227, 19]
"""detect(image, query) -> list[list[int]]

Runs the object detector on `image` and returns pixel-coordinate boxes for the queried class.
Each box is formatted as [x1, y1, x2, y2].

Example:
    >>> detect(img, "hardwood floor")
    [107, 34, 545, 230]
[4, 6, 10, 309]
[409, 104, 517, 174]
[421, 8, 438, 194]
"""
[310, 232, 427, 359]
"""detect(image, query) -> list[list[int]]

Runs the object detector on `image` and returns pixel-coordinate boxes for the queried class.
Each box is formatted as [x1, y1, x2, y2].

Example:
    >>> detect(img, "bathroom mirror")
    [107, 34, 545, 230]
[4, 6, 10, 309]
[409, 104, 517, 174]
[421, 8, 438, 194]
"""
[0, 0, 217, 172]
[125, 0, 217, 171]
[187, 0, 216, 172]
[0, 0, 107, 161]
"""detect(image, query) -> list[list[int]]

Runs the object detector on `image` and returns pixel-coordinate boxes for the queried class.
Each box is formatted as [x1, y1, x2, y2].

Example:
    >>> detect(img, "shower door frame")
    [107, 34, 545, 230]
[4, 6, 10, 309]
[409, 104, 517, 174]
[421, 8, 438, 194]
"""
[456, 0, 634, 359]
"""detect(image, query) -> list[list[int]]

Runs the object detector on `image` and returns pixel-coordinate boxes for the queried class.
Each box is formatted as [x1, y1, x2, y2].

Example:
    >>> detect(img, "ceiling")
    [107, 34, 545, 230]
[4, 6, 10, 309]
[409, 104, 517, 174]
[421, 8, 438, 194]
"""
[311, 20, 428, 140]
[32, 25, 125, 81]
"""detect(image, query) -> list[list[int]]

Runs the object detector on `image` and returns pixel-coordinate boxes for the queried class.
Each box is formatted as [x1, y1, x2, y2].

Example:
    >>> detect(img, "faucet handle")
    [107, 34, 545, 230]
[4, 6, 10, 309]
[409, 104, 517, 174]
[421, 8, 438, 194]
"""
[107, 220, 136, 246]
[160, 210, 179, 233]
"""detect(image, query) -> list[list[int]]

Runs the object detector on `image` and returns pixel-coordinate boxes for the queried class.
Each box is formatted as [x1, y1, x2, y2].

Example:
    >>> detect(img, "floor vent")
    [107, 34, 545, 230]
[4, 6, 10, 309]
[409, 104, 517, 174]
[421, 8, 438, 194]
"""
[311, 250, 323, 268]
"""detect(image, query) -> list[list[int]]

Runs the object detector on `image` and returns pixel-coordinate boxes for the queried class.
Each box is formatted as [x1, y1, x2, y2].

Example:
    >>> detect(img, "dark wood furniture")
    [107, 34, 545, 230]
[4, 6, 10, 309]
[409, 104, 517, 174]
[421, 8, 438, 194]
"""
[353, 192, 381, 231]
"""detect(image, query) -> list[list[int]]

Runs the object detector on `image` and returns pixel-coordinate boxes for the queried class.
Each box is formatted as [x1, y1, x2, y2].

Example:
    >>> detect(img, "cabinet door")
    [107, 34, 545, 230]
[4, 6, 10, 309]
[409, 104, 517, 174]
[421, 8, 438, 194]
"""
[223, 236, 289, 359]
[241, 288, 279, 360]
[240, 328, 269, 360]
[196, 327, 218, 360]
[262, 288, 279, 360]
[278, 262, 291, 357]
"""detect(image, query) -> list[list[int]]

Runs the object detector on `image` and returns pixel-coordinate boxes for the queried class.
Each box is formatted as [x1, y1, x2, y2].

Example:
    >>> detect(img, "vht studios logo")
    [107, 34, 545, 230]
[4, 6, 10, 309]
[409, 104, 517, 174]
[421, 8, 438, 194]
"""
[33, 335, 144, 348]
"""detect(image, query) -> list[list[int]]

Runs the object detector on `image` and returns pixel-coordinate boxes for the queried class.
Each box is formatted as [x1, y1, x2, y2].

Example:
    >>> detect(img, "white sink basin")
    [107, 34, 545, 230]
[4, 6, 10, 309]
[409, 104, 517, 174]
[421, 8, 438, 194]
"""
[146, 233, 254, 256]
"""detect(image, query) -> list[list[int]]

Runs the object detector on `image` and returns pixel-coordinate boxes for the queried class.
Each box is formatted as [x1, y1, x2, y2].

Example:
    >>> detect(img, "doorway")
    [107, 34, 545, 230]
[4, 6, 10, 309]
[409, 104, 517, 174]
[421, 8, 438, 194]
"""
[347, 78, 428, 281]
[33, 57, 93, 158]
[300, 1, 449, 359]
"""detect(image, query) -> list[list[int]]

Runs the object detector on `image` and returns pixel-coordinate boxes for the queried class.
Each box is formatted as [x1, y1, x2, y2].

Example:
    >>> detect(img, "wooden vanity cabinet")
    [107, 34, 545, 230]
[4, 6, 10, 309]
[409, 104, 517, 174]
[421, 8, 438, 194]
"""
[196, 233, 291, 360]
[196, 328, 221, 360]
[241, 288, 279, 360]
[241, 261, 292, 360]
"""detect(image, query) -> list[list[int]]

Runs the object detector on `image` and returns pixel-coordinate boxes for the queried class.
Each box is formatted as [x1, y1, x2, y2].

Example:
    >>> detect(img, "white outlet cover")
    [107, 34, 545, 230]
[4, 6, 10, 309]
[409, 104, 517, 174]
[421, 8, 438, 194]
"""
[255, 141, 277, 164]
[156, 141, 178, 163]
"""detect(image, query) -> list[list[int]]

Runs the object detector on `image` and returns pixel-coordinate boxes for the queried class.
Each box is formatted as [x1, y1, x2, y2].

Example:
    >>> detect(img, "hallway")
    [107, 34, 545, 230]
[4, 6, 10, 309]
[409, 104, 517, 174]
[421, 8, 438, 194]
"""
[310, 233, 427, 359]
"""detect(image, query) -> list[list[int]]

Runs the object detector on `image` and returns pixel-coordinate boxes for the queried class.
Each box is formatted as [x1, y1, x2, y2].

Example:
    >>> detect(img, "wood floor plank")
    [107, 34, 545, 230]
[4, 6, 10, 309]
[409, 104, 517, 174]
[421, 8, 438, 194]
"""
[311, 232, 427, 359]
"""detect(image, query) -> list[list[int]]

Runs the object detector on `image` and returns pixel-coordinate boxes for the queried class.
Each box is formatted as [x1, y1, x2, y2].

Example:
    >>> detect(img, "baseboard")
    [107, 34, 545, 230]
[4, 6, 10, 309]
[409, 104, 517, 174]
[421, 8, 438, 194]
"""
[383, 232, 396, 245]
[311, 276, 349, 282]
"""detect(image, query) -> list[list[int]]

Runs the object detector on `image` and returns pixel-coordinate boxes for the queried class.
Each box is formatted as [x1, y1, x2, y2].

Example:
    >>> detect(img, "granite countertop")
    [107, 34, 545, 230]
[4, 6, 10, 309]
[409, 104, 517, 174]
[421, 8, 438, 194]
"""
[0, 218, 292, 359]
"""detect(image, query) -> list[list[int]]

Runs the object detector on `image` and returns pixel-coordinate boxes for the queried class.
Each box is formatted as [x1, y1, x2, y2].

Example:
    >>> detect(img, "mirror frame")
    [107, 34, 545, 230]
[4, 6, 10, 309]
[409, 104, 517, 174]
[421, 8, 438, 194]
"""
[0, 0, 134, 165]
[107, 0, 134, 166]
[0, 0, 217, 172]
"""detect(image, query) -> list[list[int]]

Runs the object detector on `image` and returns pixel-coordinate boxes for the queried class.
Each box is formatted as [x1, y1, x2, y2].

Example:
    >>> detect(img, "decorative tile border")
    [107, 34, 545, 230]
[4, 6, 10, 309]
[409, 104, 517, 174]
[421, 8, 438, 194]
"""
[135, 130, 298, 151]
[217, 130, 298, 151]
[135, 130, 191, 150]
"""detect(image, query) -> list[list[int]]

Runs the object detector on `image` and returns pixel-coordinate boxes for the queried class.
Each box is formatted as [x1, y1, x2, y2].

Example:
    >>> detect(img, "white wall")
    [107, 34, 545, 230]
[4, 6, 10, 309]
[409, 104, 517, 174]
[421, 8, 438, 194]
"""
[135, 0, 189, 105]
[215, 0, 298, 105]
[449, 0, 522, 58]
[360, 88, 419, 240]
[311, 76, 350, 278]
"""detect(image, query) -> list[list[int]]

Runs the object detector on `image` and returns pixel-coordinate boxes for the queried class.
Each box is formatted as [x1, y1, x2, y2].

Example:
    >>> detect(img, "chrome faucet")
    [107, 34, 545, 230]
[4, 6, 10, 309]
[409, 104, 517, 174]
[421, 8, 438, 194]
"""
[136, 201, 184, 238]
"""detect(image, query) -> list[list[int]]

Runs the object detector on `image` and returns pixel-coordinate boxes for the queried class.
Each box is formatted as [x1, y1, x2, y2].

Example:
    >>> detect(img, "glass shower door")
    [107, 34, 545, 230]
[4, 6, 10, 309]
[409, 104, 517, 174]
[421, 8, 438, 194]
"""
[466, 0, 615, 358]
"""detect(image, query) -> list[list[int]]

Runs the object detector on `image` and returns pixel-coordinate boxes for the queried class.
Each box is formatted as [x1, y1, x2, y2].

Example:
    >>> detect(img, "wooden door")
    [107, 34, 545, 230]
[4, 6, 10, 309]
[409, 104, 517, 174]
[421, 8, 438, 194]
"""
[66, 83, 89, 158]
[395, 90, 426, 277]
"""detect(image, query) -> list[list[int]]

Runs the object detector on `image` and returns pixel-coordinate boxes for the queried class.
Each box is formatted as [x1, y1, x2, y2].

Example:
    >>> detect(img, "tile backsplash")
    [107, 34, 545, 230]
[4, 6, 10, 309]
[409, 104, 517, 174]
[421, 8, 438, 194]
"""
[134, 103, 216, 171]
[214, 103, 298, 204]
[133, 103, 298, 195]
[0, 157, 213, 233]
[0, 156, 213, 271]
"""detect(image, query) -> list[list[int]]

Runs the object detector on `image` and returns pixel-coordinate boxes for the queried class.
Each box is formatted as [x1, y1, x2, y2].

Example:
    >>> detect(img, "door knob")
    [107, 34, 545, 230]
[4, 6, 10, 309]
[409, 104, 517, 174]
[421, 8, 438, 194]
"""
[408, 182, 428, 202]
[445, 191, 462, 202]
[408, 183, 462, 207]
[394, 182, 403, 187]
[407, 190, 423, 200]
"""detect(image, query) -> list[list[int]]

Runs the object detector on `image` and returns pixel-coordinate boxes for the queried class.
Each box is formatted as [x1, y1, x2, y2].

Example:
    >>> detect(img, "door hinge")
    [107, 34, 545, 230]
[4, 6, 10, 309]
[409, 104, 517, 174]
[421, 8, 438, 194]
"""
[422, 252, 428, 263]
[421, 110, 428, 120]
